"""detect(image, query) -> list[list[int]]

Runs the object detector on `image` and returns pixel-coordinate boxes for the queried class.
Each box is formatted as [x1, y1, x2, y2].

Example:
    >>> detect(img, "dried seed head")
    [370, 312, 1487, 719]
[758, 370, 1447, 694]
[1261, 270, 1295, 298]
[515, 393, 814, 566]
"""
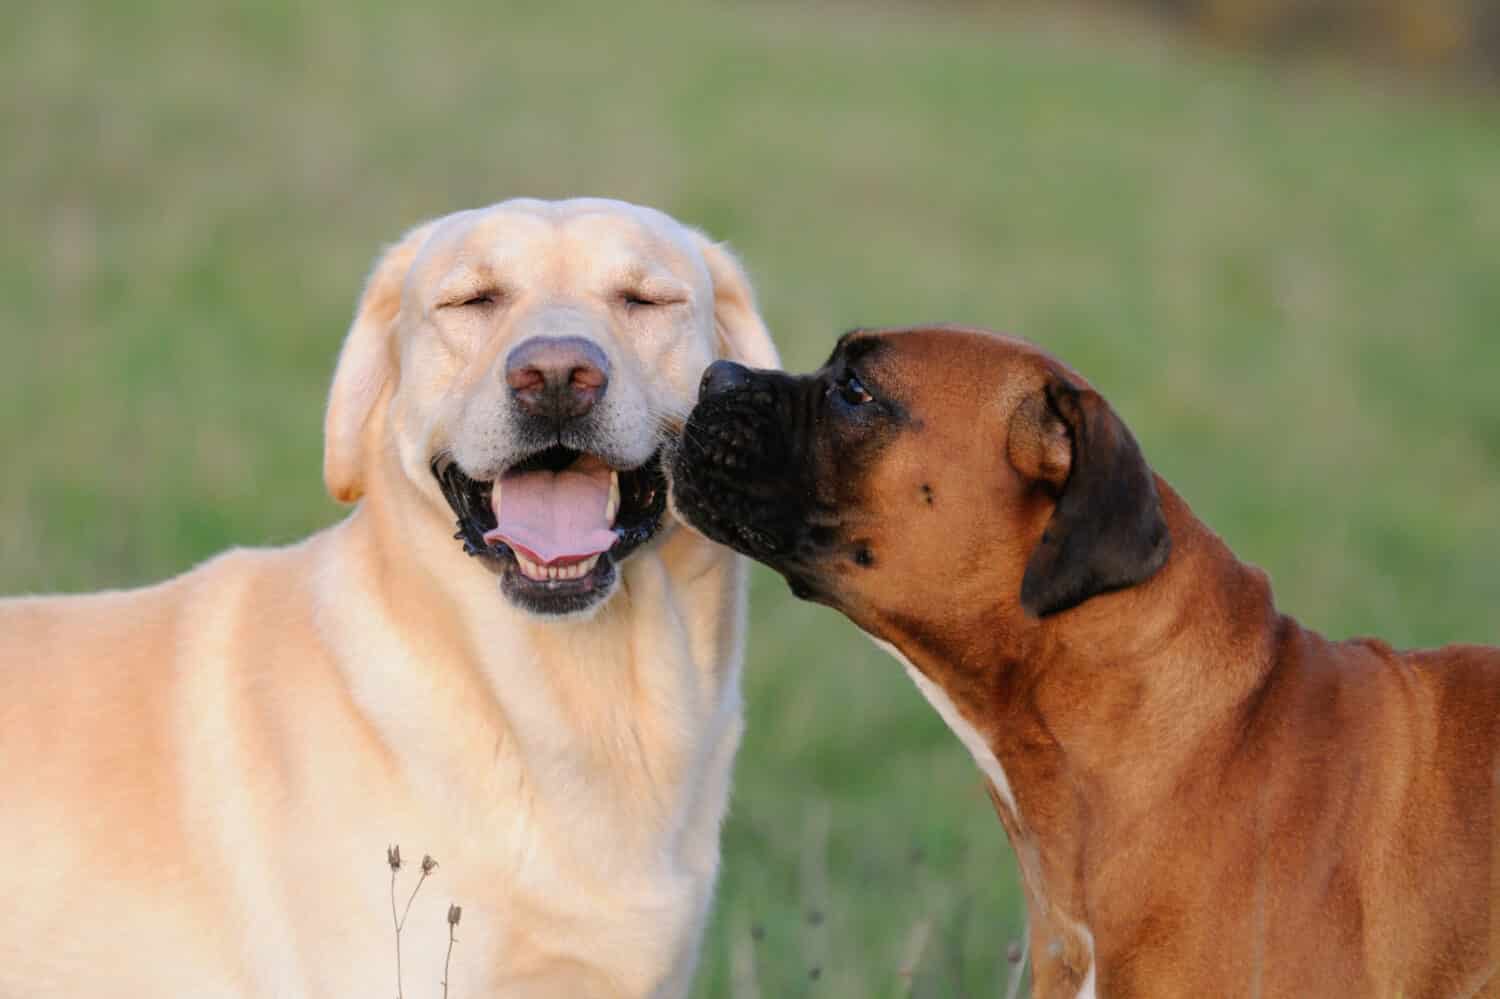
[387, 844, 402, 871]
[448, 904, 462, 926]
[422, 854, 438, 876]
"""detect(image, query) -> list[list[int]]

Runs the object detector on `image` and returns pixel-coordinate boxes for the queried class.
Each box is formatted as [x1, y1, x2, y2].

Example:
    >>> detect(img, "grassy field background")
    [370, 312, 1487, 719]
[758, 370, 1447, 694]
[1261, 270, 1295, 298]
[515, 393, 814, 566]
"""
[3, 1, 1498, 995]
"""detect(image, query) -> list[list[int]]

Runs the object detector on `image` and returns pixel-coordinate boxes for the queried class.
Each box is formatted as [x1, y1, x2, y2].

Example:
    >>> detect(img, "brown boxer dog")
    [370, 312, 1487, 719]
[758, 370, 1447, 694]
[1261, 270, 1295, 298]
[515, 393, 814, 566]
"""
[669, 326, 1500, 998]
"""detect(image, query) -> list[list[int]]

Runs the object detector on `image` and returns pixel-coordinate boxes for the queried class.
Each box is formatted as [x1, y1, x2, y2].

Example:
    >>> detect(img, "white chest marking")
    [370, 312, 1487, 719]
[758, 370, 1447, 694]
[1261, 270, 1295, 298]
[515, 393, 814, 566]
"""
[869, 638, 1098, 997]
[869, 637, 1019, 821]
[1074, 924, 1097, 998]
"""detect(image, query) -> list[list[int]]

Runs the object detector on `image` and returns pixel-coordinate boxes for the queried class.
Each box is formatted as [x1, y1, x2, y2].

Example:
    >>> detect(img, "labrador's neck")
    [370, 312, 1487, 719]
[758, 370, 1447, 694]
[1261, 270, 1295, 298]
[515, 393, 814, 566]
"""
[322, 455, 748, 863]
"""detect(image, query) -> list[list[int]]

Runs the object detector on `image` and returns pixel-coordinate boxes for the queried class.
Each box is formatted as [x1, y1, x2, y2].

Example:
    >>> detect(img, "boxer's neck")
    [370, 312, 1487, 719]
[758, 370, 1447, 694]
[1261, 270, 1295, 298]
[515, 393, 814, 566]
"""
[870, 479, 1283, 981]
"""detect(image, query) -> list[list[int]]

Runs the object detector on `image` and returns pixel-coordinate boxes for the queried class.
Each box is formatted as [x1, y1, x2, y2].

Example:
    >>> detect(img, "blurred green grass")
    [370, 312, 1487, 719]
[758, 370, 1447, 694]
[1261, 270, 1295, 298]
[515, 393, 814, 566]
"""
[3, 1, 1498, 995]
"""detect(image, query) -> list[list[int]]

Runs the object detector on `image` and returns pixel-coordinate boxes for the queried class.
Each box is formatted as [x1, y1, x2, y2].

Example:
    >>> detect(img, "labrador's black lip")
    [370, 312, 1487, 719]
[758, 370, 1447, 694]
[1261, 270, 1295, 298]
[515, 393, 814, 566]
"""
[430, 448, 668, 614]
[432, 455, 498, 558]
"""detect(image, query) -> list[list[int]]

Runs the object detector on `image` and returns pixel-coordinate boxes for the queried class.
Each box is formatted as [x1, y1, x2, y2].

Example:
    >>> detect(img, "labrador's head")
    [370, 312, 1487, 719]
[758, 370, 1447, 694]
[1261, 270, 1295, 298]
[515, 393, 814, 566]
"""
[324, 198, 778, 617]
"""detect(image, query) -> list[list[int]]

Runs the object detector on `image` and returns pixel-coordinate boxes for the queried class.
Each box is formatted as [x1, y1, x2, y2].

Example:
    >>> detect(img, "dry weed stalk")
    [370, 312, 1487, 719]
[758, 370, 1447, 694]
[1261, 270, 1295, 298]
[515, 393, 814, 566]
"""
[442, 904, 462, 999]
[387, 845, 441, 999]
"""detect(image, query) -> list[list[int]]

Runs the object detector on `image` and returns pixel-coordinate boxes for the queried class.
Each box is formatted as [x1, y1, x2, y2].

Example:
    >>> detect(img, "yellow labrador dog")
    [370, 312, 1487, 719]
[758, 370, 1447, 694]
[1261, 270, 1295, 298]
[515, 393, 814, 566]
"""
[0, 198, 778, 997]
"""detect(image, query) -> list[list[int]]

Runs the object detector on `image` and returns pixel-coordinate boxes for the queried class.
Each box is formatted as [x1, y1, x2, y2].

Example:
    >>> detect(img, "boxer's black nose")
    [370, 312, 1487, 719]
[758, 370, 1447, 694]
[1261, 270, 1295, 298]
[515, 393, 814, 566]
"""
[700, 360, 752, 398]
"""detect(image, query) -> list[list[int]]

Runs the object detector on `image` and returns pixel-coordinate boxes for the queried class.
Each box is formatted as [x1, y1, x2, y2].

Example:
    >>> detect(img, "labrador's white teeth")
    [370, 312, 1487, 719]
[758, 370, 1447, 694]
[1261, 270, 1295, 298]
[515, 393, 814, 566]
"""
[515, 553, 601, 583]
[557, 555, 600, 580]
[605, 471, 620, 526]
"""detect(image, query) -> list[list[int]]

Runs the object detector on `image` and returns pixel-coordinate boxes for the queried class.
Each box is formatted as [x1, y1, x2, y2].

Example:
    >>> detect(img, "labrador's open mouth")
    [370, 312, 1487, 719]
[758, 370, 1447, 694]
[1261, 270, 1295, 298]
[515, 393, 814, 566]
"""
[432, 445, 667, 615]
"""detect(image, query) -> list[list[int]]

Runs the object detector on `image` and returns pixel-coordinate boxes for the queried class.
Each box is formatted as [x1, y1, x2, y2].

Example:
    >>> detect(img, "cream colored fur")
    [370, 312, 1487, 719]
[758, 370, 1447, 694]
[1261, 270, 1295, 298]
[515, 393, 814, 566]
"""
[0, 198, 778, 997]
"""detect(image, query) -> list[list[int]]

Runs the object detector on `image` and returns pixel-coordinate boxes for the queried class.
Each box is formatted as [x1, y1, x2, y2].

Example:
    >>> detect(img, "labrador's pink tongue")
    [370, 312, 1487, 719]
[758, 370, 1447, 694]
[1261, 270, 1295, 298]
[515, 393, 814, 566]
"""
[482, 460, 616, 565]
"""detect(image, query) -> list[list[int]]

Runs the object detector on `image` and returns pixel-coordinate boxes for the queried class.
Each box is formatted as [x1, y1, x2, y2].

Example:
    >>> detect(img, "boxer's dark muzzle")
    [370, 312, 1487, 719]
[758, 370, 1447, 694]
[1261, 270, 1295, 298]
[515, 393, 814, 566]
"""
[672, 362, 830, 598]
[672, 345, 904, 603]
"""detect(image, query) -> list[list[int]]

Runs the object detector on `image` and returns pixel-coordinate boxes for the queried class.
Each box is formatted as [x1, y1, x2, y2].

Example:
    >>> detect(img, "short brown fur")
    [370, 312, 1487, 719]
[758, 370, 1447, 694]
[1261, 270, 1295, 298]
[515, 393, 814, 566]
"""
[730, 327, 1500, 997]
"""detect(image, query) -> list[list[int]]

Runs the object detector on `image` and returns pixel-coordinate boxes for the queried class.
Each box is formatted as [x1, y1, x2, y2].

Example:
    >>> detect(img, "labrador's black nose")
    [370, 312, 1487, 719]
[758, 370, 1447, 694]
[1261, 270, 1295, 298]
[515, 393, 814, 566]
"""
[699, 360, 752, 398]
[506, 336, 610, 423]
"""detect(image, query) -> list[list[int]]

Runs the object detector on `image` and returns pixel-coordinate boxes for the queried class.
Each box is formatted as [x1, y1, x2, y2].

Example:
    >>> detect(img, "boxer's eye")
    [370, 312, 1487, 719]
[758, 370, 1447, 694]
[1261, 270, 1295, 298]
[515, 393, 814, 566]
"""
[835, 373, 873, 406]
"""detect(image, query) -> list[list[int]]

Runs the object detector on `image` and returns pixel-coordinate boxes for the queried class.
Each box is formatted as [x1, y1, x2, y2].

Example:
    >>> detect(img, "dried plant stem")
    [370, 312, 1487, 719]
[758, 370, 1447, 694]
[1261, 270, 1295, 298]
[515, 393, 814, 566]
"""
[390, 864, 432, 999]
[391, 867, 403, 999]
[401, 868, 431, 931]
[442, 903, 463, 998]
[441, 921, 458, 998]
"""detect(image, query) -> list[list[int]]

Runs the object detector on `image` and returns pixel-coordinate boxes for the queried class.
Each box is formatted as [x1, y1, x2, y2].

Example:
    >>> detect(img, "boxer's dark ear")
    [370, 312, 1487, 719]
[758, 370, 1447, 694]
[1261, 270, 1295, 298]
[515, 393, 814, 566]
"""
[1014, 378, 1170, 617]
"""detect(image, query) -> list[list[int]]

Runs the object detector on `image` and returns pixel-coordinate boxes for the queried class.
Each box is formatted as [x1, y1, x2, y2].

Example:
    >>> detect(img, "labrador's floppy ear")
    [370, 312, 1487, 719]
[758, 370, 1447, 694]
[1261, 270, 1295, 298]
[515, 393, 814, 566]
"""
[694, 235, 780, 370]
[1012, 377, 1171, 617]
[323, 221, 436, 504]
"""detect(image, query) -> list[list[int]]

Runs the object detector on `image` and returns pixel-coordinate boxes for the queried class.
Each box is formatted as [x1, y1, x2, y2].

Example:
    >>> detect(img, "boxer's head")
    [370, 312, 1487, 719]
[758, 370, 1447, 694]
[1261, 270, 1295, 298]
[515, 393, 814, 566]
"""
[670, 327, 1170, 638]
